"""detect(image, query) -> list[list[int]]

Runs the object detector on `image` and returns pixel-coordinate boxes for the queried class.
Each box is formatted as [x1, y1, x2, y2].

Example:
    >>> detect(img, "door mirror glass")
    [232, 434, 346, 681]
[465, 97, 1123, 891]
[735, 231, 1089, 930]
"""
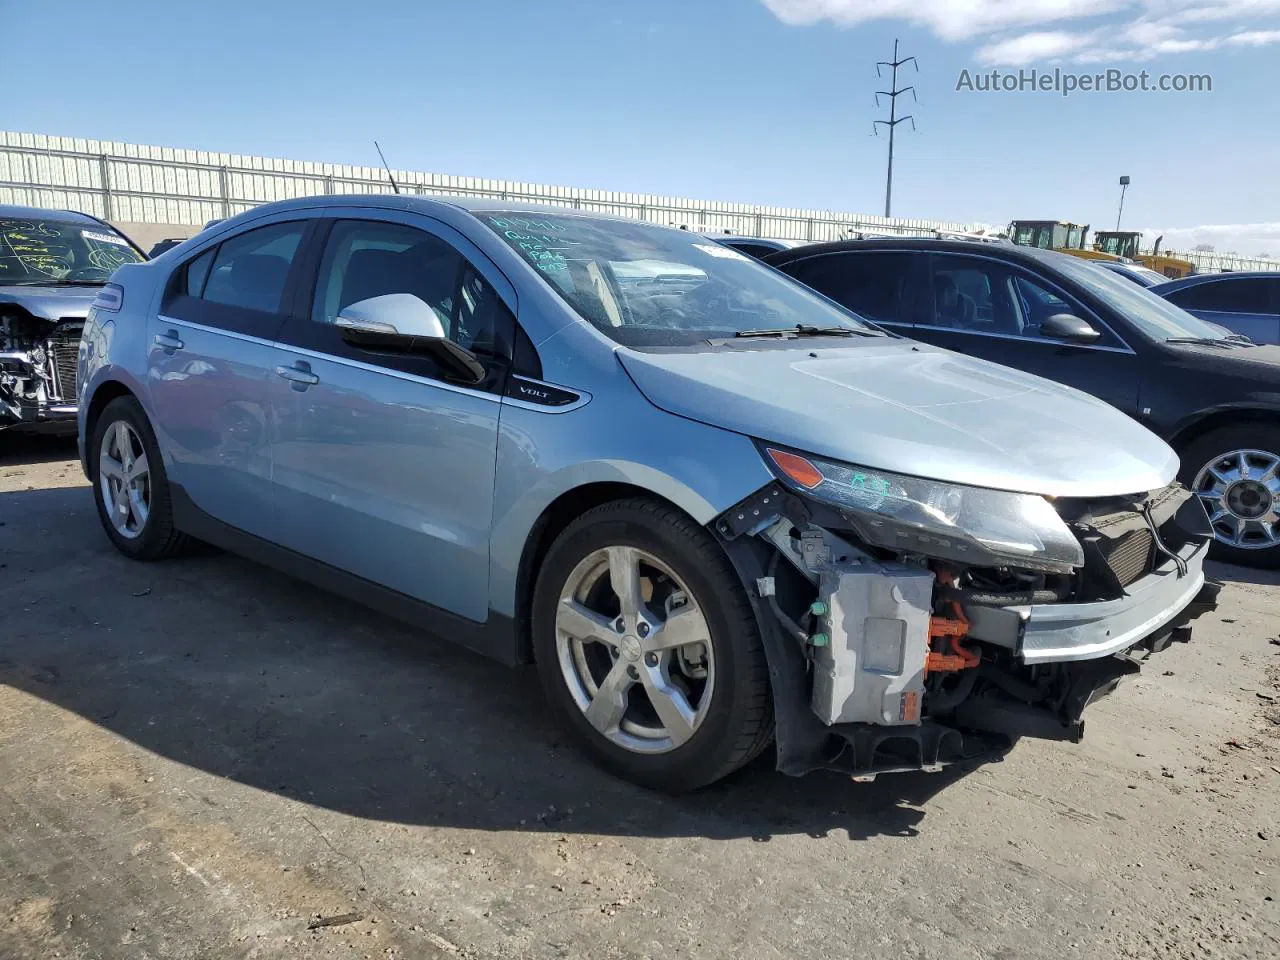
[1041, 312, 1101, 343]
[335, 293, 485, 384]
[336, 293, 448, 339]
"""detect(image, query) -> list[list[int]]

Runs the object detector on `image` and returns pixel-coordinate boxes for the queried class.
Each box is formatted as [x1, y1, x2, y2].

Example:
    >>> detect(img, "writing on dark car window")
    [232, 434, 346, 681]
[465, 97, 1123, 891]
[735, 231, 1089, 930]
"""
[0, 218, 144, 282]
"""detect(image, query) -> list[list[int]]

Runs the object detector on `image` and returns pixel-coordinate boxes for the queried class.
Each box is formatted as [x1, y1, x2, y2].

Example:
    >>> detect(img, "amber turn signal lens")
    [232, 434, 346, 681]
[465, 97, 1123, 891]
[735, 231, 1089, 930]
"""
[766, 448, 824, 489]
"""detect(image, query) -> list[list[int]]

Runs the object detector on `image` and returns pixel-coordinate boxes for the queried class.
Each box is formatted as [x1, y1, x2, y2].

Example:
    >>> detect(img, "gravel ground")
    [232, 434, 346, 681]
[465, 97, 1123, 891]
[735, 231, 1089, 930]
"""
[2, 434, 1278, 960]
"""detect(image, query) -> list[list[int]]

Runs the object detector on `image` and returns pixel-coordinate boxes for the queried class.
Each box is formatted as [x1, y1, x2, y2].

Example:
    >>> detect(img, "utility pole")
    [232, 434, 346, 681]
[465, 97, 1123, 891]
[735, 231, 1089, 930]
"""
[1116, 175, 1130, 231]
[875, 38, 917, 218]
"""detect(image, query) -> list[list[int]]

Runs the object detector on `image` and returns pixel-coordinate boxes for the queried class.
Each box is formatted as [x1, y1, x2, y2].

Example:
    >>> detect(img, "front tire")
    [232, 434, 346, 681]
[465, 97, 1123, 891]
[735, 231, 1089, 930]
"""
[89, 396, 192, 561]
[531, 498, 773, 792]
[1179, 424, 1280, 569]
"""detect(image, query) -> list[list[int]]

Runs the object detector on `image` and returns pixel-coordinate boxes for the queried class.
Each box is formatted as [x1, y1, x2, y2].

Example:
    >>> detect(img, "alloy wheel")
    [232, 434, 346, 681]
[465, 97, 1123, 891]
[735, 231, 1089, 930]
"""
[554, 545, 716, 755]
[1192, 448, 1280, 551]
[98, 420, 151, 540]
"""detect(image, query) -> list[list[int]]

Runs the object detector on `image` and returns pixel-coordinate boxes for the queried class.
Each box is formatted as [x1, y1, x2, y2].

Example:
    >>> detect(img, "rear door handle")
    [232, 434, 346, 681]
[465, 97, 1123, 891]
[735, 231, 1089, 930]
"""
[153, 330, 184, 351]
[275, 362, 320, 389]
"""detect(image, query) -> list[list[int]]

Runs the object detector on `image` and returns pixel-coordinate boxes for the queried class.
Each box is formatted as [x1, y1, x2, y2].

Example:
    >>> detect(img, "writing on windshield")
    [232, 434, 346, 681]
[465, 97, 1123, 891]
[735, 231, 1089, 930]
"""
[481, 211, 871, 347]
[0, 218, 143, 282]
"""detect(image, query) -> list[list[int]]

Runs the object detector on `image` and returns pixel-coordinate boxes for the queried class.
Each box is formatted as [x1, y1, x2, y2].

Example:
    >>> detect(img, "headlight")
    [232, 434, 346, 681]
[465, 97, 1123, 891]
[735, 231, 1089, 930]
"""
[763, 446, 1084, 572]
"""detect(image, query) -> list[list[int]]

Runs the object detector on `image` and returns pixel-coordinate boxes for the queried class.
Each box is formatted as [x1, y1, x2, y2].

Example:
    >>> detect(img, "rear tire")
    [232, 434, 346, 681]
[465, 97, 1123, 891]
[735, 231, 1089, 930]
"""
[89, 396, 192, 561]
[531, 498, 773, 792]
[1178, 424, 1280, 569]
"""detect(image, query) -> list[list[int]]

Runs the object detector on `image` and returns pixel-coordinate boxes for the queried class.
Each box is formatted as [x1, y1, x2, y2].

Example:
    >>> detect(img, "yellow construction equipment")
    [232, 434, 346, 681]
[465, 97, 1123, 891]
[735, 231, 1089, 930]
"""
[1007, 221, 1118, 262]
[1008, 221, 1196, 278]
[1093, 232, 1194, 279]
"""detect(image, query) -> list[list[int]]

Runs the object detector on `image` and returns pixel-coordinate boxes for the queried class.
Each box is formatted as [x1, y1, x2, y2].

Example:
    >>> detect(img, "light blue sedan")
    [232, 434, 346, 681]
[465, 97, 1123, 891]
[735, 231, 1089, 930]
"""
[77, 195, 1219, 790]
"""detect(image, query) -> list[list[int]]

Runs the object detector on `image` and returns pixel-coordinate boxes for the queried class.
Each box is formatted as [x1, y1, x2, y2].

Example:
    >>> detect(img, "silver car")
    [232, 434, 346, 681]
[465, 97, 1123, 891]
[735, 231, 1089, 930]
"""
[1, 204, 148, 432]
[77, 196, 1220, 791]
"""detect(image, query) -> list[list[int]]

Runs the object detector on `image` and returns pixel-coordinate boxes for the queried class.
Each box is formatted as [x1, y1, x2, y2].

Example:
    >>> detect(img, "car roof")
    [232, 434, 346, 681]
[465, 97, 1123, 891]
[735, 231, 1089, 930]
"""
[0, 202, 104, 224]
[1152, 271, 1280, 291]
[190, 193, 701, 246]
[761, 236, 1062, 266]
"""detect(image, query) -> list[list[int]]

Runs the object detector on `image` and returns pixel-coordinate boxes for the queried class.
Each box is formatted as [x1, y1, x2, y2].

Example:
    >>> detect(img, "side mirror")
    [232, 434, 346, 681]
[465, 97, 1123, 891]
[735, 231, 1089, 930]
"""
[336, 292, 448, 339]
[1040, 313, 1101, 344]
[335, 293, 485, 384]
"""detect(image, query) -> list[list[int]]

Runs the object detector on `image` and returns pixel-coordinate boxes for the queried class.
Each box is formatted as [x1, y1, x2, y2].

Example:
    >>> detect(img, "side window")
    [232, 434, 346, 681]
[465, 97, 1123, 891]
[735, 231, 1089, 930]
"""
[201, 222, 306, 313]
[304, 219, 521, 387]
[788, 252, 910, 324]
[1011, 275, 1076, 337]
[1169, 279, 1272, 314]
[183, 248, 215, 297]
[928, 260, 1020, 334]
[313, 219, 505, 355]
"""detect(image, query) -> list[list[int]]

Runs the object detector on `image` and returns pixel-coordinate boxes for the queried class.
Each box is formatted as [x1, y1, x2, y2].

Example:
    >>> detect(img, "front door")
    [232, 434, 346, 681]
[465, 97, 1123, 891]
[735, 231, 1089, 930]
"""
[910, 253, 1142, 418]
[268, 215, 517, 622]
[148, 218, 312, 539]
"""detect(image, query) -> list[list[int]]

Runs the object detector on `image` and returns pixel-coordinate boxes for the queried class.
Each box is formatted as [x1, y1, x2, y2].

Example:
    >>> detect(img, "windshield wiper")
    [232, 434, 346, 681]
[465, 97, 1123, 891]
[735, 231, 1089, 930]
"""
[734, 324, 876, 339]
[1164, 336, 1241, 348]
[4, 278, 106, 287]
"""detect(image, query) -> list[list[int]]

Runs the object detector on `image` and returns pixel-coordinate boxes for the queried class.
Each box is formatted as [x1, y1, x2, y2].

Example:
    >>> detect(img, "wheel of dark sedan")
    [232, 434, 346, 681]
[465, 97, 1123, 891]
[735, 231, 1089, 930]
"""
[1179, 425, 1280, 569]
[531, 498, 774, 792]
[90, 396, 192, 561]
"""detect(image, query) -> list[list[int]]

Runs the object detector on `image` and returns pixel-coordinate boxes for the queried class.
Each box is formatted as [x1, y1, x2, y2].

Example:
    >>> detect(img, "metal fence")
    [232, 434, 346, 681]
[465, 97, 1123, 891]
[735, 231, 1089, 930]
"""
[2, 130, 1275, 273]
[0, 130, 973, 244]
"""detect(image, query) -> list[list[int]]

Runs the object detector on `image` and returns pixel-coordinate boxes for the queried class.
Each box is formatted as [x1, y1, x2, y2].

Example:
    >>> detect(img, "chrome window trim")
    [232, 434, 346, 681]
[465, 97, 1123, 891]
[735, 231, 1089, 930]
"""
[159, 316, 501, 404]
[909, 323, 1136, 354]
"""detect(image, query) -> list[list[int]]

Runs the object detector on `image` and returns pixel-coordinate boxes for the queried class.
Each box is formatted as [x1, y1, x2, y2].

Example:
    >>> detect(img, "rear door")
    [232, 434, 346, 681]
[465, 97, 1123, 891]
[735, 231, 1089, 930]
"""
[149, 217, 314, 538]
[1162, 277, 1280, 345]
[906, 252, 1143, 417]
[267, 212, 518, 621]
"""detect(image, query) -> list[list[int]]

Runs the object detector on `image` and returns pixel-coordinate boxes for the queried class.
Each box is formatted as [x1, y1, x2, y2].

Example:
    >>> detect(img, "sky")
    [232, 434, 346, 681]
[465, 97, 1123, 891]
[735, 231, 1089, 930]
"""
[3, 0, 1278, 254]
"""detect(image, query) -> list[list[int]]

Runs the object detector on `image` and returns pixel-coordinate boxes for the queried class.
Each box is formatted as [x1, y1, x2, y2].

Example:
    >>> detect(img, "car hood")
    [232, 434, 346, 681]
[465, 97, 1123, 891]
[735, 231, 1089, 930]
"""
[617, 340, 1178, 498]
[0, 283, 98, 322]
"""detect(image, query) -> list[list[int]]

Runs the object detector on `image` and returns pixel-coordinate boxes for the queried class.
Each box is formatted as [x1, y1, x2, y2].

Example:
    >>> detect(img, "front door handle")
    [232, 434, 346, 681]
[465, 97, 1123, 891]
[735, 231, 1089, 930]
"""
[153, 330, 184, 351]
[275, 362, 320, 390]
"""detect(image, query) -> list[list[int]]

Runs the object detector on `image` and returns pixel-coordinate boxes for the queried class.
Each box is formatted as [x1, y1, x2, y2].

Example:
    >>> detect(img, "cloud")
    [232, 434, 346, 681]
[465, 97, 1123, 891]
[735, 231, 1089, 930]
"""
[1227, 28, 1280, 44]
[761, 1, 1122, 41]
[1141, 222, 1280, 258]
[976, 31, 1093, 65]
[763, 1, 1280, 64]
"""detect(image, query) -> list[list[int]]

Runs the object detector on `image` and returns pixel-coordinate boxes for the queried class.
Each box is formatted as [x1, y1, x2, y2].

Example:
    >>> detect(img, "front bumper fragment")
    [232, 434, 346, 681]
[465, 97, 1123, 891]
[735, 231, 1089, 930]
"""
[967, 539, 1213, 665]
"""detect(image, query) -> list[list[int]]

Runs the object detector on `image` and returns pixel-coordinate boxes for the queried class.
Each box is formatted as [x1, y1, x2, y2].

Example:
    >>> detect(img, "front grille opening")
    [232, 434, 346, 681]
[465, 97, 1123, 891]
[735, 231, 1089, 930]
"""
[1099, 528, 1154, 588]
[47, 321, 83, 401]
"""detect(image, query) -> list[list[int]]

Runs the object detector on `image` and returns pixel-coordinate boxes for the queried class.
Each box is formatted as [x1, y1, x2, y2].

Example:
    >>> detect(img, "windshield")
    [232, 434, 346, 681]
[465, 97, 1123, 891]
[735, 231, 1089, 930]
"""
[479, 212, 874, 346]
[0, 217, 144, 284]
[1052, 252, 1229, 341]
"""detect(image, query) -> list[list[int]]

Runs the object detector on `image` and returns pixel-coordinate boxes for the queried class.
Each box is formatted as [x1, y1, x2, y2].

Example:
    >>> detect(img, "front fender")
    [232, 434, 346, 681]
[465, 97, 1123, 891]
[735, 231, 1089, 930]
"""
[487, 395, 775, 618]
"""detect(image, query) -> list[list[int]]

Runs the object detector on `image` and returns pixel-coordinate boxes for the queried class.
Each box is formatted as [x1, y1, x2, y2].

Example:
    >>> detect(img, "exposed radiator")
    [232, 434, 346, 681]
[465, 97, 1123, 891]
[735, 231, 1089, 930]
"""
[46, 323, 82, 401]
[1101, 528, 1154, 587]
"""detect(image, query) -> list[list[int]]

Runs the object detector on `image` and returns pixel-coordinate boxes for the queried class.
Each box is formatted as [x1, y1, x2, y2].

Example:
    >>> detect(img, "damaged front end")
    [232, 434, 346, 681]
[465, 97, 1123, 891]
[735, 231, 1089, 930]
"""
[714, 447, 1221, 779]
[0, 303, 84, 432]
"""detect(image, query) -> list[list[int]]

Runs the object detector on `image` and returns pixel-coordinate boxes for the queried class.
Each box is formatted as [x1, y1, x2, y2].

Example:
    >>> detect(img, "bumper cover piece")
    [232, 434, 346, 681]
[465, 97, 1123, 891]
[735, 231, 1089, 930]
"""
[1017, 540, 1210, 664]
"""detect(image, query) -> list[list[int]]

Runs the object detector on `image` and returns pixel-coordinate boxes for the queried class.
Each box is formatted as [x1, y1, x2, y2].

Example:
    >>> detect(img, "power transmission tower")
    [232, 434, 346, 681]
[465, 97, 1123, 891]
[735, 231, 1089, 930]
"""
[874, 39, 917, 218]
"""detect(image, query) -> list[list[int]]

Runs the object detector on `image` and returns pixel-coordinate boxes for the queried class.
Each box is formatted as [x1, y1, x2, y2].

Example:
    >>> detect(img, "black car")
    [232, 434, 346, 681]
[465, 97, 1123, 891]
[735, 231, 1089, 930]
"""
[764, 238, 1280, 567]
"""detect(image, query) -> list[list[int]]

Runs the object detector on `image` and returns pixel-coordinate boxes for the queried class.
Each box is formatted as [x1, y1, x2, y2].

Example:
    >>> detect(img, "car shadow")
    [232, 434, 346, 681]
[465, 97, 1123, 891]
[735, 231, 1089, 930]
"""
[0, 484, 981, 842]
[1206, 560, 1280, 588]
[0, 432, 79, 468]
